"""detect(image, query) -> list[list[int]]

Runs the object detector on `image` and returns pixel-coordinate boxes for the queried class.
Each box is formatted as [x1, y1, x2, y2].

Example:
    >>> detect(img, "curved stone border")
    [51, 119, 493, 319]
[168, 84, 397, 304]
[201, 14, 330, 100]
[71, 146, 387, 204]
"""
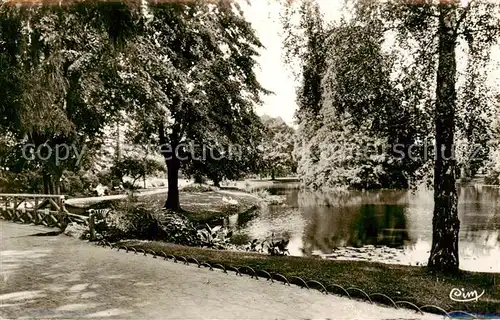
[93, 241, 481, 319]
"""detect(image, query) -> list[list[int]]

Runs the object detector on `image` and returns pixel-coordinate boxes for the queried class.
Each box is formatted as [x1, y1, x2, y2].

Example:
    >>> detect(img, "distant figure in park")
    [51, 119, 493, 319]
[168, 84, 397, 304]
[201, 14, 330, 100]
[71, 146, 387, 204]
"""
[93, 184, 109, 197]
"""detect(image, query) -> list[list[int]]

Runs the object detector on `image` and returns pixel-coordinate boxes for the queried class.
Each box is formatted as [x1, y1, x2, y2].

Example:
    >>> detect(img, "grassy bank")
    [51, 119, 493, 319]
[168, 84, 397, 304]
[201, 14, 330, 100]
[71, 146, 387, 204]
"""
[116, 240, 499, 316]
[139, 188, 262, 225]
[65, 183, 264, 224]
[220, 177, 300, 192]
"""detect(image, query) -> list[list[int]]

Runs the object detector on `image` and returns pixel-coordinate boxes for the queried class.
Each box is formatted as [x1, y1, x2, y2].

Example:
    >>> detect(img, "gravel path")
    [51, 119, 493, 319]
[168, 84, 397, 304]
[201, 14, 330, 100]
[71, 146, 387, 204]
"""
[0, 221, 443, 319]
[64, 188, 171, 207]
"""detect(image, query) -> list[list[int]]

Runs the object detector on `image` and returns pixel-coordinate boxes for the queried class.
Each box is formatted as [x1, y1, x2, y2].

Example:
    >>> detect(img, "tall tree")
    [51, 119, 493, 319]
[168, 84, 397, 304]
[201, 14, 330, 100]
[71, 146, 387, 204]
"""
[281, 0, 327, 184]
[282, 0, 500, 271]
[0, 1, 141, 194]
[282, 0, 428, 190]
[260, 115, 297, 180]
[386, 0, 500, 272]
[121, 0, 268, 210]
[429, 1, 461, 272]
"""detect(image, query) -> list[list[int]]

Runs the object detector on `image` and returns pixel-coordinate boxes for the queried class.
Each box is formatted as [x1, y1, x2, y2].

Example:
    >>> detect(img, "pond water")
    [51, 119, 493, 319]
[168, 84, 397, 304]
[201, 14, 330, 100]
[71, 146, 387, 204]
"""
[229, 183, 500, 273]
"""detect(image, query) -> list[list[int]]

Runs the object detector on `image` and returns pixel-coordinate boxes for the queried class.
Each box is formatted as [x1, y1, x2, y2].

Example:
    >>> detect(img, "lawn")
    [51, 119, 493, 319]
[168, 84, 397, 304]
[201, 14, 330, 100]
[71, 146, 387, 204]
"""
[141, 190, 261, 224]
[114, 240, 500, 317]
[64, 182, 264, 224]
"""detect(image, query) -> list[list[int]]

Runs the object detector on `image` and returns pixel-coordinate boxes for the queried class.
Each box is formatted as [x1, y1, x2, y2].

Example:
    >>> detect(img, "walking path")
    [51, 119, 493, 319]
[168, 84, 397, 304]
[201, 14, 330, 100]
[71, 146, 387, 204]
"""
[64, 188, 170, 207]
[0, 221, 443, 319]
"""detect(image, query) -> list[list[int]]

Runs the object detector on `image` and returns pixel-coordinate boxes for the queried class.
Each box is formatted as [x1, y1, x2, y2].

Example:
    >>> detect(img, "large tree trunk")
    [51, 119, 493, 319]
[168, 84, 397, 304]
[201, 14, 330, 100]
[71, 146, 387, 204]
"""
[428, 2, 460, 273]
[43, 173, 50, 194]
[43, 173, 57, 195]
[271, 169, 276, 181]
[159, 123, 181, 211]
[194, 174, 204, 184]
[164, 158, 180, 211]
[212, 175, 221, 188]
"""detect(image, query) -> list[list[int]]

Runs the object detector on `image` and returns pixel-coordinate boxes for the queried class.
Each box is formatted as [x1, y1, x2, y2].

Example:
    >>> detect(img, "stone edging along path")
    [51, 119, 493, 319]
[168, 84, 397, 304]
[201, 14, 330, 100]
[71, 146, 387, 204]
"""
[93, 238, 481, 319]
[0, 213, 488, 319]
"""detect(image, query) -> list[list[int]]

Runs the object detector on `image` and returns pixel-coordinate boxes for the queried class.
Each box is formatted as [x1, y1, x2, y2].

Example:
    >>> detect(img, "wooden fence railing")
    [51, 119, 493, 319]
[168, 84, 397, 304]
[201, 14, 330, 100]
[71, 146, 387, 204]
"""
[0, 193, 91, 231]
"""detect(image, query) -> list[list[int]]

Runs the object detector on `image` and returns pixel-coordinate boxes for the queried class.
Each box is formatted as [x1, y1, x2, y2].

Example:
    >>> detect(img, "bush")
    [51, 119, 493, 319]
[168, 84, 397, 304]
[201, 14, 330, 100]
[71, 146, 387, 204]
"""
[96, 170, 121, 189]
[180, 184, 217, 193]
[100, 197, 199, 245]
[485, 170, 499, 185]
[245, 233, 290, 256]
[194, 174, 206, 184]
[197, 223, 233, 249]
[0, 169, 44, 193]
[103, 201, 159, 241]
[157, 213, 201, 246]
[60, 171, 98, 196]
[122, 180, 140, 190]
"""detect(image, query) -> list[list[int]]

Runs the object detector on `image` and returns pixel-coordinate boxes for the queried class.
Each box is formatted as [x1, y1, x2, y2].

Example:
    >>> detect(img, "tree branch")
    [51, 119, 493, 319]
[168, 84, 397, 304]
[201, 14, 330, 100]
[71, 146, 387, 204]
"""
[457, 24, 500, 36]
[454, 7, 469, 36]
[158, 121, 167, 145]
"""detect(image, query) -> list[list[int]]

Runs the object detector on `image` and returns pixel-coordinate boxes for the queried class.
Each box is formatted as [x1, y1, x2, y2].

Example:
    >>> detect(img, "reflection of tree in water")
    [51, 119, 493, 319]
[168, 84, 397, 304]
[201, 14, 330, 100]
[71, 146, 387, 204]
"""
[355, 205, 410, 247]
[298, 189, 407, 208]
[299, 189, 412, 255]
[459, 186, 500, 232]
[458, 186, 500, 248]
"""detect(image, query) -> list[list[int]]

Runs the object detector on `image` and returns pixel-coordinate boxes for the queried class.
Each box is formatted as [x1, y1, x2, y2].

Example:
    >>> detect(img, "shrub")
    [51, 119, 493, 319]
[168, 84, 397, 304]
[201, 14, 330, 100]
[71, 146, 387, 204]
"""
[245, 233, 290, 256]
[100, 197, 199, 245]
[180, 184, 217, 193]
[230, 233, 251, 246]
[485, 170, 499, 185]
[60, 170, 98, 196]
[263, 235, 290, 256]
[61, 172, 84, 194]
[122, 180, 140, 190]
[96, 169, 120, 188]
[194, 174, 206, 184]
[0, 169, 44, 193]
[197, 223, 233, 249]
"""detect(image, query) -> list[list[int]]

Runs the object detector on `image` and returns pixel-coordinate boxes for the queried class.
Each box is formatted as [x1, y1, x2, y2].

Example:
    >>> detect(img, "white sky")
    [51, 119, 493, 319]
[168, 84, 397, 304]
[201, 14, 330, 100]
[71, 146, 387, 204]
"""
[241, 0, 500, 127]
[241, 1, 299, 126]
[241, 1, 345, 127]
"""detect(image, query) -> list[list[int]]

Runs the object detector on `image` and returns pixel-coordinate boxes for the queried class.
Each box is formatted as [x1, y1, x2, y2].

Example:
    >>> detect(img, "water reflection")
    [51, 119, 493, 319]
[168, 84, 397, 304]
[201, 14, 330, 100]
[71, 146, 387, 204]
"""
[233, 184, 500, 273]
[301, 204, 411, 254]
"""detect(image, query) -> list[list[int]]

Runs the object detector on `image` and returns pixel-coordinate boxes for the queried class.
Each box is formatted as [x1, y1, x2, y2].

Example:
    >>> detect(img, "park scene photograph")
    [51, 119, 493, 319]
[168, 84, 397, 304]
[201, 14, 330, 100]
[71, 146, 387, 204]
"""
[0, 0, 499, 318]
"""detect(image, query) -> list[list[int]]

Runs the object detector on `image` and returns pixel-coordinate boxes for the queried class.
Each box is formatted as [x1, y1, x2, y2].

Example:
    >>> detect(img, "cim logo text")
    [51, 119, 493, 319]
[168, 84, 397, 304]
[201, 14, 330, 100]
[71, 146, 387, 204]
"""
[449, 288, 485, 302]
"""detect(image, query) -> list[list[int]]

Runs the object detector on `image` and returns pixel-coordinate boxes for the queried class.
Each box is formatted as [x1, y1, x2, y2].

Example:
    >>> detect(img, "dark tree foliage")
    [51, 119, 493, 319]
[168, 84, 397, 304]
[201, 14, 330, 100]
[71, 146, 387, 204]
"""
[282, 0, 500, 272]
[0, 1, 140, 194]
[117, 0, 268, 210]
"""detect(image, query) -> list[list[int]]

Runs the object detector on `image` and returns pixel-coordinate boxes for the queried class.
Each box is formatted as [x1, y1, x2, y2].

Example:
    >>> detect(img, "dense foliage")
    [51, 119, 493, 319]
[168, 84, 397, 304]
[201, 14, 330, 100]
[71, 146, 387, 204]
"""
[260, 115, 297, 179]
[0, 1, 267, 210]
[111, 155, 165, 187]
[281, 0, 500, 271]
[0, 1, 140, 193]
[106, 0, 268, 210]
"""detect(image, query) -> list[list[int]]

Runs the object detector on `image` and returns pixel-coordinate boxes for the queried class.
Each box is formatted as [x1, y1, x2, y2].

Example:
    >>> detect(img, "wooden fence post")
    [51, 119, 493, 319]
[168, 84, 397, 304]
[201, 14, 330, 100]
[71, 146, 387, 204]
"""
[13, 197, 18, 221]
[59, 196, 67, 229]
[89, 212, 96, 241]
[34, 198, 39, 224]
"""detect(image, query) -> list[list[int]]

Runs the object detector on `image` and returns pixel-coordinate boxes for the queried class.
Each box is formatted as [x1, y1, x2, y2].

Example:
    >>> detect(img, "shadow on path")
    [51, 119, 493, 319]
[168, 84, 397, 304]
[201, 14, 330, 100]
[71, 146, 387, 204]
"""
[0, 220, 443, 319]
